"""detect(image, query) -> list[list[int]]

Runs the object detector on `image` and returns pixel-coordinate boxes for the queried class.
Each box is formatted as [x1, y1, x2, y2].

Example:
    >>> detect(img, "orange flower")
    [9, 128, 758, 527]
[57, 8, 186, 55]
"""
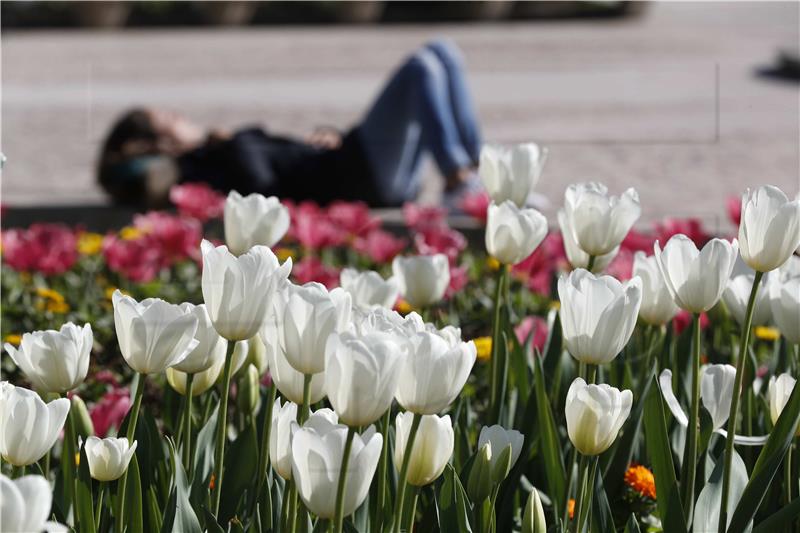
[209, 473, 216, 491]
[624, 464, 656, 499]
[568, 498, 575, 519]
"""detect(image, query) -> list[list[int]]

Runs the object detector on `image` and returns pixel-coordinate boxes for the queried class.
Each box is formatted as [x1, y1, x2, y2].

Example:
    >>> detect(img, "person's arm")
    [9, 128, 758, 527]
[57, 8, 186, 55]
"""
[305, 126, 342, 149]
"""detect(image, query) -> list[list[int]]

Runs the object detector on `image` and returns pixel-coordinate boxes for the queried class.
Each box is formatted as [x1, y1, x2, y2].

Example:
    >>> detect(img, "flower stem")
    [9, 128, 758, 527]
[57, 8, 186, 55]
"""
[63, 394, 78, 515]
[393, 413, 422, 533]
[183, 373, 194, 474]
[718, 270, 763, 533]
[212, 343, 236, 517]
[571, 453, 590, 533]
[299, 373, 313, 424]
[256, 383, 278, 495]
[681, 313, 701, 522]
[333, 426, 357, 533]
[376, 409, 391, 531]
[94, 482, 105, 528]
[562, 446, 578, 525]
[116, 372, 145, 533]
[586, 255, 596, 272]
[489, 265, 508, 424]
[785, 443, 793, 507]
[404, 487, 420, 533]
[11, 464, 24, 479]
[577, 457, 598, 532]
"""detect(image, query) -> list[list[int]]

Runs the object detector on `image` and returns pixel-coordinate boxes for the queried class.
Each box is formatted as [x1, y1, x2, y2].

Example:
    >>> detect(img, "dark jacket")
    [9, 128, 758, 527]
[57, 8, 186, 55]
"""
[177, 126, 384, 206]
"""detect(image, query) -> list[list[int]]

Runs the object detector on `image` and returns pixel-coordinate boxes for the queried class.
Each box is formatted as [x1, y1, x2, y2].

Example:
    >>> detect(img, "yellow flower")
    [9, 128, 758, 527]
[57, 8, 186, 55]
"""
[486, 256, 501, 272]
[624, 464, 656, 499]
[754, 326, 780, 342]
[3, 334, 22, 346]
[473, 336, 492, 362]
[77, 232, 104, 255]
[119, 226, 144, 241]
[275, 247, 295, 262]
[36, 287, 65, 303]
[105, 287, 128, 300]
[549, 300, 561, 311]
[35, 287, 70, 313]
[75, 452, 81, 467]
[395, 299, 413, 315]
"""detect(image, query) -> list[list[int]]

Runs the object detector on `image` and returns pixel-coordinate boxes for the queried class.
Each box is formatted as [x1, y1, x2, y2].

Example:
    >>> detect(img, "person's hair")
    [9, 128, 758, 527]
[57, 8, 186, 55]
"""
[97, 108, 160, 205]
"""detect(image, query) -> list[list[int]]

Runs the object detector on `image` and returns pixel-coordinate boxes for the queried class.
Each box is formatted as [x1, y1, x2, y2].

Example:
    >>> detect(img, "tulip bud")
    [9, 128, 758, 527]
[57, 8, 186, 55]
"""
[224, 191, 290, 255]
[558, 269, 642, 365]
[522, 488, 546, 533]
[768, 373, 799, 437]
[490, 444, 513, 485]
[565, 378, 632, 456]
[201, 239, 291, 341]
[112, 291, 199, 374]
[561, 182, 640, 256]
[723, 274, 771, 327]
[84, 436, 137, 482]
[237, 364, 260, 416]
[479, 143, 546, 207]
[246, 333, 269, 375]
[4, 322, 92, 393]
[171, 303, 228, 374]
[467, 443, 493, 503]
[477, 425, 524, 484]
[0, 382, 70, 466]
[700, 364, 737, 431]
[70, 395, 95, 438]
[391, 254, 450, 308]
[485, 201, 548, 265]
[340, 268, 401, 310]
[394, 412, 454, 487]
[166, 351, 225, 397]
[654, 235, 739, 313]
[738, 185, 800, 273]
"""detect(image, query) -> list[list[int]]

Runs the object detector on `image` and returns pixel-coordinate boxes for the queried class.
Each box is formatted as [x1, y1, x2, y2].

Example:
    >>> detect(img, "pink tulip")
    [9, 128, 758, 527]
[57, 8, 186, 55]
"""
[402, 202, 448, 232]
[133, 211, 202, 263]
[446, 264, 469, 297]
[1, 223, 78, 275]
[102, 234, 165, 283]
[90, 387, 132, 438]
[326, 201, 381, 238]
[512, 233, 565, 297]
[290, 202, 346, 250]
[515, 315, 549, 352]
[414, 227, 467, 264]
[169, 183, 226, 222]
[459, 190, 490, 223]
[726, 196, 742, 226]
[673, 310, 710, 335]
[655, 218, 709, 247]
[292, 256, 341, 289]
[353, 229, 407, 264]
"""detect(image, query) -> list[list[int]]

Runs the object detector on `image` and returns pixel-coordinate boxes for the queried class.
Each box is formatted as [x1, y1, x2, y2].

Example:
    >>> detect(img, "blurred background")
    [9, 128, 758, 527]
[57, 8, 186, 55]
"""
[1, 0, 798, 230]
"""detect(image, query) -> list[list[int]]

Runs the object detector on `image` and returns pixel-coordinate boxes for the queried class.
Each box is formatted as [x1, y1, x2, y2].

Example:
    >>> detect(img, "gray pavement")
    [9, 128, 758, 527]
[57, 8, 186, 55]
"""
[2, 1, 799, 230]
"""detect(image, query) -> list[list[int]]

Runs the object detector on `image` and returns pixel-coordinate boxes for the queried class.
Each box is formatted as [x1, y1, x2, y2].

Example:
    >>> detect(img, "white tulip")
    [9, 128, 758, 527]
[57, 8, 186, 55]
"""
[769, 269, 800, 344]
[659, 369, 768, 446]
[291, 421, 382, 519]
[565, 378, 632, 456]
[522, 488, 547, 533]
[339, 268, 400, 310]
[738, 185, 800, 272]
[557, 209, 618, 272]
[352, 307, 425, 339]
[394, 412, 454, 486]
[558, 269, 642, 365]
[722, 274, 771, 327]
[84, 436, 137, 482]
[654, 234, 739, 313]
[281, 283, 351, 375]
[477, 425, 525, 474]
[201, 239, 291, 341]
[562, 182, 640, 256]
[324, 332, 404, 426]
[224, 191, 290, 255]
[263, 320, 326, 404]
[768, 373, 799, 436]
[391, 254, 450, 308]
[700, 364, 737, 431]
[270, 401, 338, 480]
[479, 143, 547, 207]
[633, 252, 679, 326]
[171, 303, 228, 374]
[0, 474, 66, 532]
[112, 291, 199, 374]
[395, 330, 476, 415]
[485, 201, 548, 265]
[0, 383, 70, 466]
[4, 322, 92, 393]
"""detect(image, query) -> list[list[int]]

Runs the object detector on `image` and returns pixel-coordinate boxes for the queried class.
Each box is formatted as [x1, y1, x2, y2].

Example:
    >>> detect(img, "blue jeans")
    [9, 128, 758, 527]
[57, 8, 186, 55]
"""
[357, 39, 482, 205]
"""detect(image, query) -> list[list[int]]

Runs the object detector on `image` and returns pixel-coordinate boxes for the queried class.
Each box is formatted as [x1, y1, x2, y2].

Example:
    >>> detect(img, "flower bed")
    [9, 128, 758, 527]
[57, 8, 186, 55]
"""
[1, 167, 799, 533]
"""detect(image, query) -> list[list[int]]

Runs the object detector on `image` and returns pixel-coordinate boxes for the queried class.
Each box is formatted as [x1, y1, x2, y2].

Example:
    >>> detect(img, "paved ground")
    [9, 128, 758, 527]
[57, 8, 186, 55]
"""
[2, 2, 799, 230]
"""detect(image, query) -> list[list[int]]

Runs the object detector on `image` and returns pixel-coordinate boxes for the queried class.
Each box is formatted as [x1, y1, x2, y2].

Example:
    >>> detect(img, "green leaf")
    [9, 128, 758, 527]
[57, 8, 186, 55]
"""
[623, 514, 641, 533]
[436, 464, 473, 533]
[533, 352, 566, 514]
[191, 404, 219, 507]
[125, 453, 145, 533]
[589, 470, 614, 533]
[219, 422, 259, 524]
[161, 438, 202, 533]
[751, 496, 800, 532]
[202, 508, 225, 533]
[693, 450, 749, 533]
[728, 381, 800, 533]
[643, 375, 687, 533]
[75, 443, 96, 533]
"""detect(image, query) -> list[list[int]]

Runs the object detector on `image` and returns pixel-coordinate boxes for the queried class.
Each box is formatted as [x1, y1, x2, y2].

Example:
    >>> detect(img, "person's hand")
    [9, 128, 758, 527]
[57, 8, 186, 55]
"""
[306, 127, 342, 149]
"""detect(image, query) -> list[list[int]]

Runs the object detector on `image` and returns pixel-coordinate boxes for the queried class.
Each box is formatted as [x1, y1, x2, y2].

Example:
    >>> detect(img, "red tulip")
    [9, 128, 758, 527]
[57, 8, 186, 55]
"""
[1, 223, 77, 275]
[169, 182, 226, 222]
